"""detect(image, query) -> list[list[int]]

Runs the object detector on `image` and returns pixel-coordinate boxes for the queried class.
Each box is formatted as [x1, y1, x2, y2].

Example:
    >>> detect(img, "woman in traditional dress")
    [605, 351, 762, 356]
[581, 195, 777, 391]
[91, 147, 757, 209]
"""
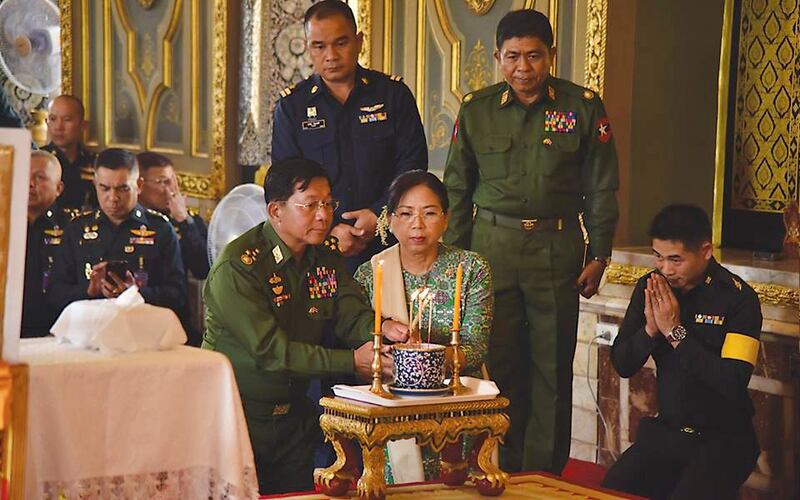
[354, 170, 493, 484]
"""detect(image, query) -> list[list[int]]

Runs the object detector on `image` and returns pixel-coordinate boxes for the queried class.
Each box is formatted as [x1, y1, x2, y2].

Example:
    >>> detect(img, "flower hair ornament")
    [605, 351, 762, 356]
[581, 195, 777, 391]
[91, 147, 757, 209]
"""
[376, 205, 390, 245]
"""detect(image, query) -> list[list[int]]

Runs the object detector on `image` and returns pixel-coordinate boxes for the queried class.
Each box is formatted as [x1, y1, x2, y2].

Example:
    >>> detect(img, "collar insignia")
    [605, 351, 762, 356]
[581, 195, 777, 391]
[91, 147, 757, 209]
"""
[500, 89, 510, 106]
[272, 245, 283, 264]
[548, 85, 556, 100]
[311, 85, 319, 94]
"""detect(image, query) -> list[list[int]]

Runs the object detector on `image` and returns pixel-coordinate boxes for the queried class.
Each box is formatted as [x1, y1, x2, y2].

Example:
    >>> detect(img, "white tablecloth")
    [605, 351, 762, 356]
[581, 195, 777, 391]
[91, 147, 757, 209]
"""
[19, 338, 258, 499]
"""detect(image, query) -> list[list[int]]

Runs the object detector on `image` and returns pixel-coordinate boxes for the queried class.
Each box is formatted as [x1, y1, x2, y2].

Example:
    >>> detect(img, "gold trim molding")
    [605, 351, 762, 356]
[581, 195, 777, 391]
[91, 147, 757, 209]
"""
[712, 0, 734, 247]
[356, 0, 371, 68]
[605, 263, 800, 310]
[60, 0, 73, 95]
[584, 0, 607, 96]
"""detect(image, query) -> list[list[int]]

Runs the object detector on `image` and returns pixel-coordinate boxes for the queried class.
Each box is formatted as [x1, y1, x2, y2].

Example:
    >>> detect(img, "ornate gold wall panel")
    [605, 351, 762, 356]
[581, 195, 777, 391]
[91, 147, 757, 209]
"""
[584, 0, 607, 96]
[730, 0, 799, 213]
[61, 0, 228, 199]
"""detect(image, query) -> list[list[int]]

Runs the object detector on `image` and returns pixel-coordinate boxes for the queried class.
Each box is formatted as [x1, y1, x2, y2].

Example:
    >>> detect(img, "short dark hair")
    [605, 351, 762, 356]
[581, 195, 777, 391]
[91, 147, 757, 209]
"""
[304, 0, 357, 33]
[649, 204, 712, 250]
[386, 170, 449, 214]
[53, 94, 85, 120]
[496, 9, 554, 49]
[136, 151, 173, 172]
[95, 148, 138, 175]
[264, 157, 331, 204]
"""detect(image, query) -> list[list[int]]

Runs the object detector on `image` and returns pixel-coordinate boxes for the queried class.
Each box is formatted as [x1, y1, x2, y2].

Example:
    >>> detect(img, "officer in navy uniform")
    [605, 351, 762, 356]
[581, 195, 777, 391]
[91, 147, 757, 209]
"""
[603, 205, 762, 499]
[272, 0, 427, 272]
[49, 148, 185, 317]
[22, 151, 79, 338]
[42, 95, 98, 211]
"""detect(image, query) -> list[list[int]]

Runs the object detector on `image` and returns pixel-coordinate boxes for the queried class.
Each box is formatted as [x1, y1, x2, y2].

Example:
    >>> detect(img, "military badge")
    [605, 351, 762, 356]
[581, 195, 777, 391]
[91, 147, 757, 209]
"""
[272, 245, 283, 264]
[44, 227, 63, 246]
[361, 77, 370, 85]
[596, 117, 612, 143]
[695, 314, 725, 325]
[311, 85, 319, 94]
[124, 245, 135, 253]
[500, 89, 510, 106]
[241, 248, 260, 266]
[308, 306, 319, 316]
[542, 138, 553, 146]
[307, 266, 338, 300]
[583, 89, 595, 100]
[358, 111, 388, 124]
[359, 103, 385, 113]
[130, 225, 156, 245]
[268, 273, 284, 295]
[547, 85, 556, 100]
[544, 110, 577, 133]
[732, 278, 742, 291]
[307, 106, 317, 118]
[302, 119, 326, 130]
[83, 224, 99, 240]
[84, 262, 92, 280]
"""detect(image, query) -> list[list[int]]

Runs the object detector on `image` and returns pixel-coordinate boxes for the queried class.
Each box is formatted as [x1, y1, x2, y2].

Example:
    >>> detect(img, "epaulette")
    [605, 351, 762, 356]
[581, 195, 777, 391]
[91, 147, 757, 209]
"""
[146, 208, 170, 223]
[322, 235, 341, 254]
[582, 89, 596, 100]
[279, 84, 296, 98]
[731, 277, 743, 291]
[389, 74, 403, 82]
[462, 82, 505, 106]
[240, 248, 260, 266]
[188, 207, 200, 217]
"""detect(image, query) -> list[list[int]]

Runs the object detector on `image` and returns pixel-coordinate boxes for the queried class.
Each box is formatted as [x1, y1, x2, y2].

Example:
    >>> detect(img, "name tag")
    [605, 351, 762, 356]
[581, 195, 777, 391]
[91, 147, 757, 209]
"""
[130, 237, 155, 245]
[302, 119, 326, 130]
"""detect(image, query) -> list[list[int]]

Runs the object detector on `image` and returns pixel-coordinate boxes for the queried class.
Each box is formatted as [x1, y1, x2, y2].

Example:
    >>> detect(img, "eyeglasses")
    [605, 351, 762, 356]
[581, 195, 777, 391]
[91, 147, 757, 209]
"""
[142, 177, 174, 188]
[392, 209, 445, 224]
[289, 200, 340, 212]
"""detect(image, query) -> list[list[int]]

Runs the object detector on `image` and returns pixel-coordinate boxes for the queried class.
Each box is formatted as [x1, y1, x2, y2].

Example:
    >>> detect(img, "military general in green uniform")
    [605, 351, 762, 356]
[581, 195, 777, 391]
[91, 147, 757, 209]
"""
[443, 10, 619, 474]
[202, 158, 393, 494]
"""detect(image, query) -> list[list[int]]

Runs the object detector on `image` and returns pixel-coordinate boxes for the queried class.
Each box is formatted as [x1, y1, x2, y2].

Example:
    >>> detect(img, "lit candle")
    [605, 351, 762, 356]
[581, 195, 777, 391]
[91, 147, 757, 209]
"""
[374, 261, 383, 333]
[452, 263, 463, 331]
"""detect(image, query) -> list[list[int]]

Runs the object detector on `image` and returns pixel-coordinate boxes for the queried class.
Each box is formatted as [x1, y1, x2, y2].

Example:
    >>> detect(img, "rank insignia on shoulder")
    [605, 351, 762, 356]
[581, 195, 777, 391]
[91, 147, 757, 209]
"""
[695, 314, 725, 325]
[241, 248, 260, 266]
[583, 89, 595, 100]
[147, 208, 170, 222]
[358, 111, 387, 124]
[307, 266, 338, 300]
[544, 110, 577, 133]
[389, 74, 402, 82]
[279, 84, 295, 98]
[323, 236, 340, 253]
[302, 119, 326, 130]
[732, 278, 742, 291]
[188, 207, 200, 217]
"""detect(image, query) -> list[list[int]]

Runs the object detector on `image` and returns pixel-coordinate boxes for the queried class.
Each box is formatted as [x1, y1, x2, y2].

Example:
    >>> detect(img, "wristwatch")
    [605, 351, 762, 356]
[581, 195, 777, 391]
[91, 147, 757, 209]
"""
[667, 324, 688, 343]
[592, 256, 610, 267]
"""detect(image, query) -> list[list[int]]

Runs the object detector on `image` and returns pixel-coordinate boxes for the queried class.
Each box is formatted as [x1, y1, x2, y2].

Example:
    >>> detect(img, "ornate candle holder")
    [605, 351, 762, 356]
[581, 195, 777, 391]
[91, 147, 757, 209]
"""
[449, 327, 468, 395]
[369, 330, 395, 399]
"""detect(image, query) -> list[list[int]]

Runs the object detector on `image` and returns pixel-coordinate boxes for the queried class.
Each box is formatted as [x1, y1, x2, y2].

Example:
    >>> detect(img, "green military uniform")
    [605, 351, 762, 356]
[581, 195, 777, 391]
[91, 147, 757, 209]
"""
[443, 77, 619, 473]
[202, 221, 374, 494]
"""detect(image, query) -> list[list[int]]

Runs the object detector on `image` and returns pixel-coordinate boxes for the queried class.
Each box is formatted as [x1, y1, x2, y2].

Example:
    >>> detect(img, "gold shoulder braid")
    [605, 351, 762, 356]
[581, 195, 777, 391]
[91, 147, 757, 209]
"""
[376, 206, 390, 246]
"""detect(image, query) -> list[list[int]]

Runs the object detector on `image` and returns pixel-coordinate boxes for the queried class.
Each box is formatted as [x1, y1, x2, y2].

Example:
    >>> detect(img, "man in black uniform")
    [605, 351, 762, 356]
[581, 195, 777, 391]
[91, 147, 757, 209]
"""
[43, 95, 97, 211]
[0, 85, 24, 128]
[137, 151, 209, 345]
[271, 0, 427, 271]
[49, 148, 185, 317]
[22, 151, 75, 338]
[603, 204, 761, 499]
[136, 152, 209, 279]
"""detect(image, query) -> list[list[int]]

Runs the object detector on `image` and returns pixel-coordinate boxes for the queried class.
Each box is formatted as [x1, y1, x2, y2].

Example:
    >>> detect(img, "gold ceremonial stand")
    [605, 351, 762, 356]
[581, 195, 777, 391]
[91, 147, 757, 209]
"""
[313, 396, 511, 500]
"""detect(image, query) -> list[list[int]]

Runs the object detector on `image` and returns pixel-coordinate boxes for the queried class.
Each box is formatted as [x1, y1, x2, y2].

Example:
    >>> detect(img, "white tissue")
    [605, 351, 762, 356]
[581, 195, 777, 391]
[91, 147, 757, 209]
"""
[51, 286, 187, 353]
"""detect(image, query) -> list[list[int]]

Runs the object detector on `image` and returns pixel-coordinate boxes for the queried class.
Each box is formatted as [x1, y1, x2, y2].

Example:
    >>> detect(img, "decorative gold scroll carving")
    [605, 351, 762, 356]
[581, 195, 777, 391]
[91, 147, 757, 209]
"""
[584, 0, 607, 96]
[206, 0, 227, 200]
[465, 40, 490, 91]
[59, 0, 73, 95]
[464, 0, 497, 16]
[605, 263, 800, 310]
[356, 0, 371, 68]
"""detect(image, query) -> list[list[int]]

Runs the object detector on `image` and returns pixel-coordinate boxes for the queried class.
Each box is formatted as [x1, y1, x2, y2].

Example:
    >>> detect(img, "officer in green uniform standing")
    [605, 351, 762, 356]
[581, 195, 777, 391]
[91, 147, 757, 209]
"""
[202, 158, 394, 495]
[443, 10, 619, 474]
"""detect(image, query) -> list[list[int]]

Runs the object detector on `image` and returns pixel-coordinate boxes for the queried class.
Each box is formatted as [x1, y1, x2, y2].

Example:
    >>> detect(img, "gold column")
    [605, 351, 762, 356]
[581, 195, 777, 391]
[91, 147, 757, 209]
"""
[712, 0, 734, 247]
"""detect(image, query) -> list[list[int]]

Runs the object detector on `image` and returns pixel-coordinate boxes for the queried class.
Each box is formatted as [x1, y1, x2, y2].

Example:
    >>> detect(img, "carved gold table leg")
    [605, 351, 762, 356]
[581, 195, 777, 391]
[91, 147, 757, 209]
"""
[314, 434, 360, 497]
[440, 436, 468, 486]
[357, 445, 386, 500]
[469, 432, 509, 496]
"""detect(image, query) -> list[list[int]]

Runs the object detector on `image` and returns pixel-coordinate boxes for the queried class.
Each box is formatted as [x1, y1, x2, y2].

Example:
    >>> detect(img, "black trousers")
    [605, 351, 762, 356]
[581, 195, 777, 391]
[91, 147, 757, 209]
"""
[602, 417, 759, 500]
